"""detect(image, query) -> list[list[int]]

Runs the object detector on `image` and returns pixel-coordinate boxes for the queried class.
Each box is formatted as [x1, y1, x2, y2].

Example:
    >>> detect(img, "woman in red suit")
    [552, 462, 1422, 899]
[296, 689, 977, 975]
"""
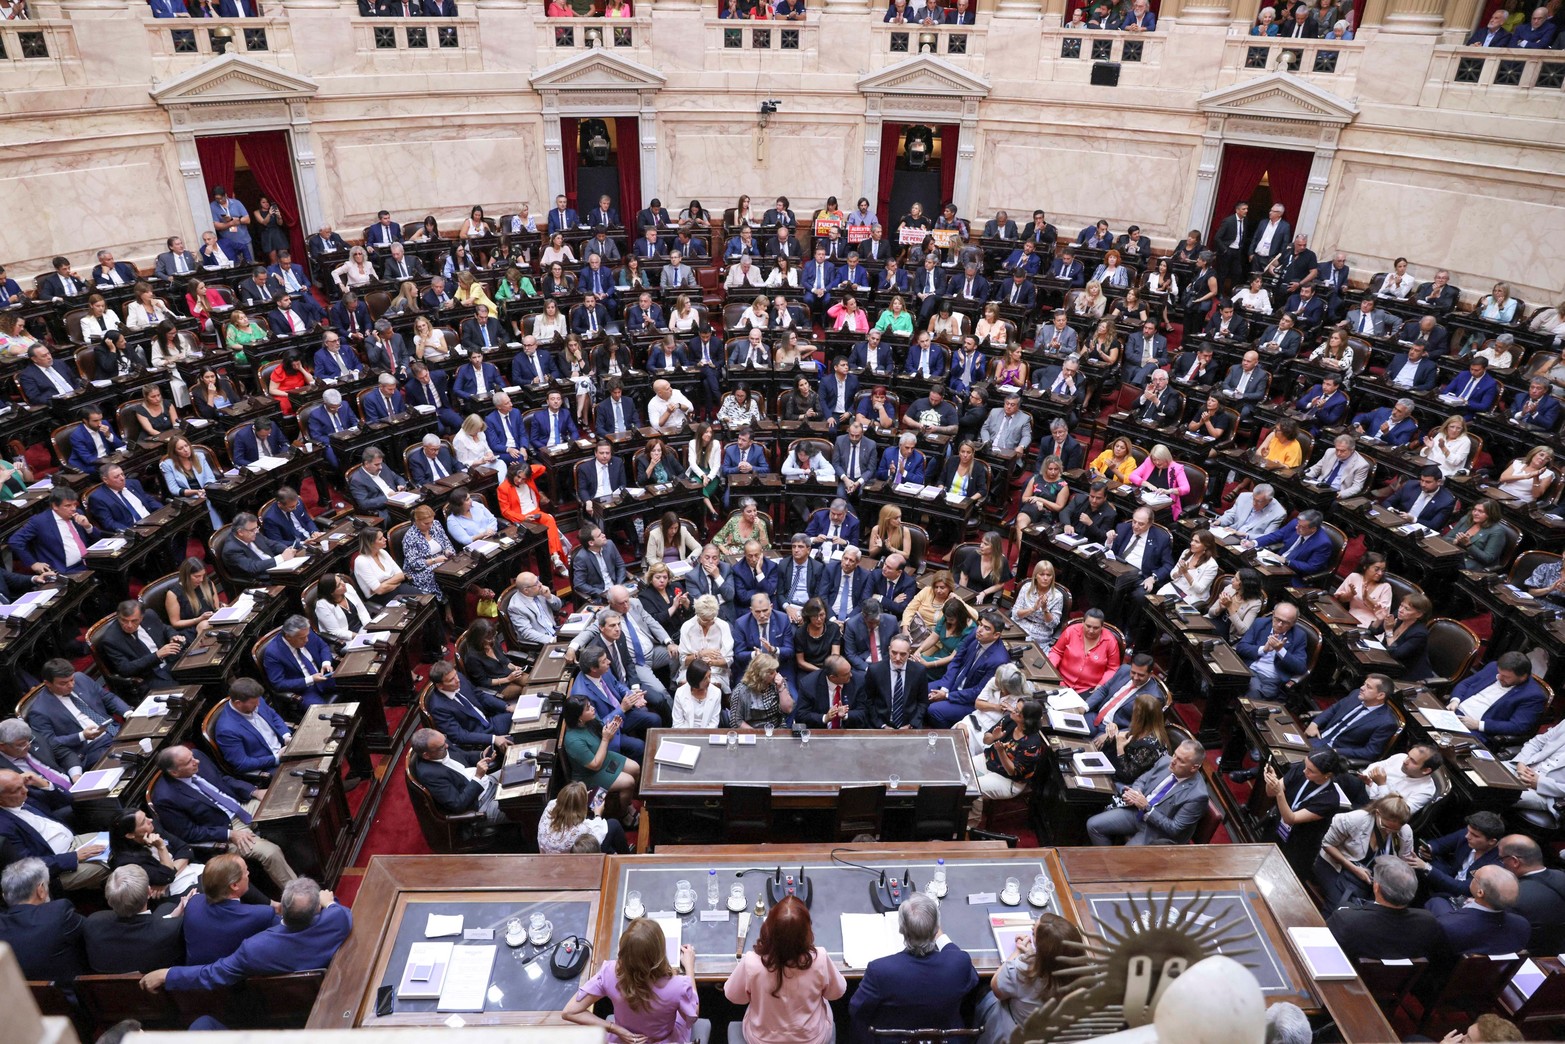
[496, 461, 567, 574]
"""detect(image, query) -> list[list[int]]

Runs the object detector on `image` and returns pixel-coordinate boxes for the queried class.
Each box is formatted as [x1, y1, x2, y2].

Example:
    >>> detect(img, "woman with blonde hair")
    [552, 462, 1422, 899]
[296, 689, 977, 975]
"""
[729, 652, 793, 730]
[331, 246, 375, 291]
[1095, 692, 1171, 785]
[384, 280, 422, 317]
[976, 913, 1085, 1044]
[454, 270, 497, 312]
[1499, 445, 1557, 504]
[564, 917, 700, 1041]
[1421, 413, 1471, 477]
[1013, 559, 1066, 648]
[902, 569, 976, 634]
[411, 314, 448, 361]
[866, 503, 911, 560]
[453, 413, 496, 467]
[738, 294, 770, 330]
[1315, 794, 1413, 906]
[538, 781, 630, 855]
[1071, 279, 1107, 319]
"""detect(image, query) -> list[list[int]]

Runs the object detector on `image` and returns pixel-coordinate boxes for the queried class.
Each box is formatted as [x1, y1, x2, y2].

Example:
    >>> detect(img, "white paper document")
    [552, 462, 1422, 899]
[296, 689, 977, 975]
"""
[1420, 708, 1471, 733]
[436, 944, 496, 1011]
[87, 538, 127, 553]
[387, 491, 422, 507]
[425, 913, 465, 938]
[210, 594, 255, 625]
[841, 912, 904, 969]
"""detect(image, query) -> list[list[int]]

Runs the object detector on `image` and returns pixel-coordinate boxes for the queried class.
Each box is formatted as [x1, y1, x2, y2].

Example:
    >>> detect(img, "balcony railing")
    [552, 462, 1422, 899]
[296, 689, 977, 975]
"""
[1219, 36, 1363, 83]
[546, 15, 649, 49]
[1420, 44, 1565, 116]
[144, 16, 294, 76]
[1038, 28, 1163, 83]
[351, 16, 481, 67]
[701, 16, 819, 63]
[0, 18, 81, 86]
[871, 23, 983, 60]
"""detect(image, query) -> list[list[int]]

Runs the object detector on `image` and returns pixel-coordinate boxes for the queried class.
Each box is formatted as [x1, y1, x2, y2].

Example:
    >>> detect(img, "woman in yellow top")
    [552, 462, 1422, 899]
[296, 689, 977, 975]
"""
[1089, 436, 1138, 484]
[454, 270, 497, 313]
[874, 295, 914, 335]
[1257, 418, 1305, 468]
[901, 569, 977, 633]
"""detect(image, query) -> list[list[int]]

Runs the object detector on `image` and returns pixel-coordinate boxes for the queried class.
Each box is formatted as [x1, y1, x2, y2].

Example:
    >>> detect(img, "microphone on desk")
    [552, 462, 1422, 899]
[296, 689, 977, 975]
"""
[115, 749, 148, 767]
[328, 712, 354, 728]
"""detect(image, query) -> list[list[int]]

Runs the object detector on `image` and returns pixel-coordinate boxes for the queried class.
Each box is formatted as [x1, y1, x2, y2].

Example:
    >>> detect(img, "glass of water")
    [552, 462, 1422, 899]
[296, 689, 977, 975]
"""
[727, 730, 739, 750]
[799, 727, 811, 746]
[764, 722, 775, 739]
[888, 773, 901, 791]
[927, 733, 938, 747]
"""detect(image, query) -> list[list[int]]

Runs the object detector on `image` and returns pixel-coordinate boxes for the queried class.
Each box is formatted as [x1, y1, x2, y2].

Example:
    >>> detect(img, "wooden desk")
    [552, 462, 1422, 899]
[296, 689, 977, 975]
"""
[254, 753, 352, 885]
[171, 585, 290, 686]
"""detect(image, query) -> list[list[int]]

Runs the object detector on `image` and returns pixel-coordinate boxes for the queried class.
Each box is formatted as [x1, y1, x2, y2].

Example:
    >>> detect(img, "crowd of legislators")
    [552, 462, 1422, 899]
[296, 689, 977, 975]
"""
[0, 176, 1561, 1039]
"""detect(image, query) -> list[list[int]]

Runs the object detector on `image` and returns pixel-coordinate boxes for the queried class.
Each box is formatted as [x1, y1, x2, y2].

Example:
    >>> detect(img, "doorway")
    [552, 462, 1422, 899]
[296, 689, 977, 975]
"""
[1206, 143, 1313, 249]
[194, 130, 307, 265]
[561, 116, 642, 221]
[877, 121, 958, 236]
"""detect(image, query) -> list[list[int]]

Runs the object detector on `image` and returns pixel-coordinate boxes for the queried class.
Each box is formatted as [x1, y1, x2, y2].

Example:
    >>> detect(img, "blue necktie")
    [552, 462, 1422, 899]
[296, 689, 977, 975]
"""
[191, 774, 251, 824]
[1325, 460, 1343, 486]
[1138, 773, 1177, 819]
[624, 619, 647, 666]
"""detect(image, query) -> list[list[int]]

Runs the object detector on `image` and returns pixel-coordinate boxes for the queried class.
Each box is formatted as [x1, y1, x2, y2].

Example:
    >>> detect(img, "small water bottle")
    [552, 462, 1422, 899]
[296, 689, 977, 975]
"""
[932, 858, 947, 898]
[708, 868, 720, 909]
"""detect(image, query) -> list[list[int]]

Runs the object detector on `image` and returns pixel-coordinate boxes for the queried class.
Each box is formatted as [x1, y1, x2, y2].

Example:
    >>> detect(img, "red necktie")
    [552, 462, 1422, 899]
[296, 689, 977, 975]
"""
[830, 685, 843, 729]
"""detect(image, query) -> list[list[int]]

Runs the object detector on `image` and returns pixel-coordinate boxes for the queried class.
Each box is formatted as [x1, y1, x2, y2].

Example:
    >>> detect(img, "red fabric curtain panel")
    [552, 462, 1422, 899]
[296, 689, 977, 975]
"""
[1207, 144, 1271, 246]
[876, 121, 901, 233]
[1262, 148, 1313, 233]
[237, 130, 308, 265]
[937, 123, 958, 211]
[561, 117, 580, 211]
[194, 136, 237, 223]
[614, 116, 641, 222]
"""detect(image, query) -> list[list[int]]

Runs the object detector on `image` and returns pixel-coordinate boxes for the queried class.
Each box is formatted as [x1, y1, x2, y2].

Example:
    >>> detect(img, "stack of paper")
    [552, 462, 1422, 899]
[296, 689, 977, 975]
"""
[514, 694, 546, 723]
[655, 742, 701, 769]
[388, 491, 422, 507]
[467, 539, 501, 556]
[268, 557, 307, 573]
[1287, 927, 1355, 980]
[1047, 690, 1087, 713]
[425, 913, 465, 938]
[211, 594, 255, 625]
[250, 455, 289, 472]
[653, 916, 682, 965]
[990, 912, 1034, 960]
[436, 944, 496, 1012]
[841, 912, 903, 969]
[1420, 707, 1470, 733]
[73, 768, 124, 797]
[397, 941, 455, 999]
[87, 538, 127, 554]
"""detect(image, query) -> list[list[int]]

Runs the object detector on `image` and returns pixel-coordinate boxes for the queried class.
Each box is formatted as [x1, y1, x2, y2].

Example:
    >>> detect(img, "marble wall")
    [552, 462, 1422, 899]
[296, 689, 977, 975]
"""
[0, 3, 1562, 304]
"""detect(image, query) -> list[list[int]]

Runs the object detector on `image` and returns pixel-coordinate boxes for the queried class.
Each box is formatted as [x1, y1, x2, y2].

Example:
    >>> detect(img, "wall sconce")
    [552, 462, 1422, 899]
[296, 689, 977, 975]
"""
[918, 31, 937, 52]
[210, 25, 234, 54]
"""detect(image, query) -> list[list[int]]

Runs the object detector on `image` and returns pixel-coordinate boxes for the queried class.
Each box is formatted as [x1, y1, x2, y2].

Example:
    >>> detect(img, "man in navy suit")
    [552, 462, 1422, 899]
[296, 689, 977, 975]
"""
[143, 877, 350, 993]
[1466, 8, 1512, 44]
[801, 246, 837, 326]
[775, 535, 830, 620]
[570, 525, 628, 603]
[1111, 507, 1175, 594]
[568, 643, 656, 758]
[795, 656, 872, 730]
[9, 486, 100, 576]
[1123, 321, 1169, 384]
[721, 427, 770, 479]
[260, 487, 325, 548]
[180, 854, 281, 964]
[90, 250, 139, 288]
[1283, 285, 1326, 325]
[861, 637, 929, 729]
[1384, 342, 1439, 392]
[842, 596, 895, 685]
[910, 255, 947, 322]
[586, 195, 620, 230]
[903, 332, 949, 379]
[733, 542, 780, 608]
[305, 389, 359, 470]
[850, 329, 895, 376]
[1409, 811, 1505, 899]
[525, 390, 579, 452]
[570, 293, 612, 338]
[265, 250, 310, 295]
[86, 463, 163, 533]
[1255, 316, 1303, 359]
[1425, 866, 1531, 956]
[426, 660, 513, 754]
[512, 337, 559, 388]
[67, 407, 125, 472]
[1045, 249, 1086, 288]
[266, 293, 324, 337]
[1035, 418, 1087, 474]
[25, 658, 129, 775]
[575, 444, 629, 524]
[312, 331, 362, 382]
[485, 392, 531, 465]
[1352, 398, 1419, 445]
[407, 434, 464, 487]
[363, 211, 402, 252]
[1204, 302, 1250, 341]
[0, 785, 109, 894]
[421, 275, 456, 313]
[850, 893, 977, 1040]
[1400, 313, 1451, 356]
[685, 544, 736, 622]
[236, 266, 279, 309]
[928, 612, 1010, 727]
[1296, 374, 1349, 433]
[37, 256, 86, 300]
[867, 554, 916, 618]
[1385, 466, 1457, 530]
[807, 499, 862, 554]
[151, 744, 296, 888]
[260, 615, 337, 708]
[1307, 675, 1398, 763]
[732, 593, 795, 681]
[876, 433, 926, 485]
[231, 418, 289, 468]
[1249, 509, 1333, 578]
[994, 268, 1036, 311]
[406, 360, 461, 434]
[0, 719, 75, 819]
[1447, 652, 1547, 742]
[820, 357, 860, 425]
[1510, 5, 1558, 47]
[546, 195, 579, 235]
[20, 344, 83, 404]
[950, 261, 989, 307]
[361, 373, 407, 424]
[1236, 603, 1310, 697]
[0, 857, 90, 980]
[328, 290, 371, 343]
[409, 728, 503, 823]
[223, 511, 299, 582]
[1511, 377, 1562, 431]
[96, 600, 182, 687]
[452, 350, 503, 401]
[211, 678, 293, 780]
[1084, 654, 1159, 737]
[578, 255, 617, 308]
[1442, 358, 1500, 417]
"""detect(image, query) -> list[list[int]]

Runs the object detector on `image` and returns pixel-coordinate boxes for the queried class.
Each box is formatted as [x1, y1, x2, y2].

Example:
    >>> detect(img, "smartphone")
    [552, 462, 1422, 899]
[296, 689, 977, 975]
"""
[591, 787, 607, 807]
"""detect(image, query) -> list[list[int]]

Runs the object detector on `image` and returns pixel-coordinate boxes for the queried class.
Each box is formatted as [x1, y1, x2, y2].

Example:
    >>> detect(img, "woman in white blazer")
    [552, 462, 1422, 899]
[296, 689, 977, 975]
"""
[1314, 795, 1413, 907]
[315, 572, 374, 645]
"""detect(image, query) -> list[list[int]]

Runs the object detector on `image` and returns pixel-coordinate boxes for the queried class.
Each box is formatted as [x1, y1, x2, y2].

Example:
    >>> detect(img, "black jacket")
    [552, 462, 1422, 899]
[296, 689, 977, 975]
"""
[84, 904, 187, 973]
[862, 659, 930, 730]
[411, 746, 486, 815]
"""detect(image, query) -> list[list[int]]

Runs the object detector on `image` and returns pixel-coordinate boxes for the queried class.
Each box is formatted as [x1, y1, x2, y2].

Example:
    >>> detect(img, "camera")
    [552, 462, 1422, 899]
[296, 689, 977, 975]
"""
[760, 100, 780, 115]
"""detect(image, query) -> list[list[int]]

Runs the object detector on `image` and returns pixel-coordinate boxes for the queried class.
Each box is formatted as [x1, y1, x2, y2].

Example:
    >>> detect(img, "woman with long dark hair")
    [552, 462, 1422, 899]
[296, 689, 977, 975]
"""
[724, 895, 845, 1044]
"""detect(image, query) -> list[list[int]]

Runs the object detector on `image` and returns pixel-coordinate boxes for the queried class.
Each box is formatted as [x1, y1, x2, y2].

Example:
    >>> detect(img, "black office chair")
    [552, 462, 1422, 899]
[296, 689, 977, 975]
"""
[910, 782, 967, 842]
[722, 783, 774, 844]
[834, 783, 887, 842]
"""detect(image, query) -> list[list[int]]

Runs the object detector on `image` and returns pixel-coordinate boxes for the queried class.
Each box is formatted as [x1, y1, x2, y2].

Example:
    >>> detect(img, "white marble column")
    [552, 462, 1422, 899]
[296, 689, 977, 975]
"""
[540, 92, 566, 200]
[173, 130, 215, 242]
[1174, 0, 1234, 26]
[1296, 131, 1335, 238]
[287, 102, 325, 233]
[951, 108, 979, 217]
[997, 0, 1047, 21]
[862, 101, 884, 214]
[1379, 0, 1444, 33]
[1186, 122, 1225, 240]
[637, 93, 658, 205]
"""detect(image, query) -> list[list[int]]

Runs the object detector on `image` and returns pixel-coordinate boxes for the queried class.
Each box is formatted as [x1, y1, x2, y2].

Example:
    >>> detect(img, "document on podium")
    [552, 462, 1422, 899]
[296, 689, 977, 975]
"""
[436, 944, 496, 1011]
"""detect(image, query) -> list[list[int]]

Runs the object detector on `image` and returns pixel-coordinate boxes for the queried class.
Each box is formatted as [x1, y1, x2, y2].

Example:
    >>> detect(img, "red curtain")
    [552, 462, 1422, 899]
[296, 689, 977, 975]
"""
[1206, 144, 1271, 247]
[876, 121, 902, 234]
[195, 135, 237, 207]
[937, 123, 958, 213]
[561, 117, 580, 210]
[1262, 148, 1312, 233]
[614, 117, 641, 222]
[238, 130, 307, 265]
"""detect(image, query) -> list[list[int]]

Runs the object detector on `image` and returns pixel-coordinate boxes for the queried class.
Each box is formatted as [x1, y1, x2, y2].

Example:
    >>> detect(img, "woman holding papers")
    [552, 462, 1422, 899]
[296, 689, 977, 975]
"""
[539, 782, 631, 856]
[461, 619, 528, 701]
[565, 919, 699, 1039]
[315, 573, 373, 647]
[975, 913, 1084, 1044]
[164, 556, 222, 640]
[724, 896, 845, 1044]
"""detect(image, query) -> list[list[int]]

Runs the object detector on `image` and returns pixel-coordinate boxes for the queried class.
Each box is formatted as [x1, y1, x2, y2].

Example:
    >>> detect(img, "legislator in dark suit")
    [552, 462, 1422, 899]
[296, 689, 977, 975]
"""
[0, 897, 87, 982]
[862, 658, 929, 729]
[85, 901, 186, 973]
[1326, 900, 1444, 963]
[95, 606, 179, 685]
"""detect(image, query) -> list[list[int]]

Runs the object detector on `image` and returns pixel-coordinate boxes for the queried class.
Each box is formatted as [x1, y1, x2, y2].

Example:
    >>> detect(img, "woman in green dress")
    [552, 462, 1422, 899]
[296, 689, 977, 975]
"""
[223, 308, 269, 366]
[874, 294, 914, 336]
[561, 693, 641, 819]
[917, 598, 976, 671]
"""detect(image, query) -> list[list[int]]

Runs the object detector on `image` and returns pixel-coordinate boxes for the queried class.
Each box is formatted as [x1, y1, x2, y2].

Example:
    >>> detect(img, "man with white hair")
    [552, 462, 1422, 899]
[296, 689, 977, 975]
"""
[1213, 483, 1286, 538]
[85, 864, 188, 973]
[1264, 1002, 1312, 1044]
[361, 370, 407, 423]
[408, 433, 462, 486]
[0, 717, 74, 818]
[304, 385, 360, 469]
[0, 770, 110, 890]
[0, 857, 87, 980]
[647, 379, 693, 433]
[1511, 5, 1558, 47]
[312, 329, 361, 382]
[347, 446, 409, 522]
[506, 570, 562, 646]
[850, 891, 977, 1040]
[1130, 368, 1180, 426]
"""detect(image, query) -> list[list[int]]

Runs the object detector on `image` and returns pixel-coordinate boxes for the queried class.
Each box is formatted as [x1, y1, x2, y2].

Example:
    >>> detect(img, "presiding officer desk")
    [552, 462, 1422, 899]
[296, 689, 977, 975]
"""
[311, 844, 1394, 1042]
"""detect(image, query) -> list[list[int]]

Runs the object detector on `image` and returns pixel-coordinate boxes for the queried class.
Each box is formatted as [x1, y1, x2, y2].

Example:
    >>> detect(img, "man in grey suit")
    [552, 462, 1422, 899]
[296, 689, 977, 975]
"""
[978, 395, 1033, 459]
[1086, 740, 1209, 845]
[1346, 297, 1394, 339]
[1219, 350, 1270, 419]
[660, 251, 697, 291]
[505, 570, 561, 646]
[1034, 310, 1078, 355]
[346, 447, 409, 522]
[153, 236, 200, 280]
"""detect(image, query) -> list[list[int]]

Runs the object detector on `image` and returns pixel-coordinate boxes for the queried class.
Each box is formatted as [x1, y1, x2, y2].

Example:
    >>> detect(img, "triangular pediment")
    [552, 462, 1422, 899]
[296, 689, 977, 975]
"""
[1198, 71, 1357, 125]
[857, 54, 990, 98]
[530, 49, 666, 91]
[151, 53, 318, 105]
